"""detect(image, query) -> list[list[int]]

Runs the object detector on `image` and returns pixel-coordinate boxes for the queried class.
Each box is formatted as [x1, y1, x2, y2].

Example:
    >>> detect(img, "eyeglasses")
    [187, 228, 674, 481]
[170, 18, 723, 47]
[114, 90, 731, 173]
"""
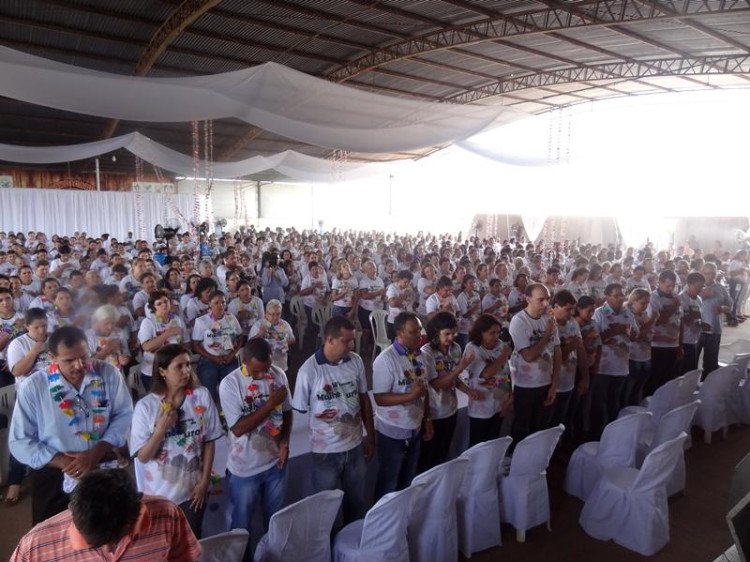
[74, 394, 90, 418]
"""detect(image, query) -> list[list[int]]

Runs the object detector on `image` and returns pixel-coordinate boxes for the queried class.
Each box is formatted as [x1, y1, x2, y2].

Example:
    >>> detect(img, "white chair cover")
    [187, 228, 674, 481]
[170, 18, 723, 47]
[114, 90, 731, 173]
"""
[254, 490, 344, 562]
[499, 425, 564, 542]
[579, 433, 688, 556]
[565, 412, 650, 501]
[333, 483, 423, 562]
[619, 376, 681, 427]
[456, 436, 512, 557]
[733, 353, 750, 377]
[719, 339, 750, 365]
[695, 365, 743, 443]
[676, 370, 702, 405]
[198, 529, 250, 562]
[408, 458, 470, 562]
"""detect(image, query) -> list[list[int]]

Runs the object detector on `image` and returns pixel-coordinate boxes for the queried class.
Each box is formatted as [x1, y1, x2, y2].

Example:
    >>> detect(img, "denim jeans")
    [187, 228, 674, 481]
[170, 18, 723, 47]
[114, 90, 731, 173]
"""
[624, 360, 651, 407]
[697, 332, 722, 378]
[229, 464, 288, 562]
[374, 430, 421, 501]
[332, 305, 352, 318]
[729, 277, 744, 319]
[311, 445, 367, 524]
[197, 356, 238, 405]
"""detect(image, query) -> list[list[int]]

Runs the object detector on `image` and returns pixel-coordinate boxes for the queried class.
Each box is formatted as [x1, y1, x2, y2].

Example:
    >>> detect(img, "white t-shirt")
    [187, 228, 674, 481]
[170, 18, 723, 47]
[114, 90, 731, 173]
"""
[456, 291, 481, 334]
[191, 313, 242, 357]
[292, 350, 368, 453]
[463, 341, 512, 419]
[566, 281, 589, 301]
[219, 365, 292, 478]
[373, 342, 426, 431]
[185, 297, 209, 325]
[593, 304, 638, 376]
[6, 333, 50, 383]
[679, 291, 703, 345]
[557, 319, 582, 392]
[629, 306, 653, 362]
[357, 275, 384, 312]
[27, 296, 55, 313]
[425, 293, 459, 317]
[331, 276, 359, 308]
[130, 387, 223, 505]
[85, 329, 130, 369]
[481, 293, 509, 324]
[650, 290, 683, 349]
[300, 274, 329, 308]
[228, 296, 264, 336]
[385, 284, 413, 324]
[0, 312, 25, 360]
[420, 343, 462, 420]
[249, 319, 295, 371]
[509, 310, 560, 389]
[417, 278, 436, 315]
[138, 315, 189, 377]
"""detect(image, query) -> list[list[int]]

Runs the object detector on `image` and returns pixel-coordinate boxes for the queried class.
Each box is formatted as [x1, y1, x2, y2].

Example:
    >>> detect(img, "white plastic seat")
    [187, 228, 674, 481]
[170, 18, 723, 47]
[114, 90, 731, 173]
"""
[198, 529, 250, 562]
[254, 490, 344, 562]
[579, 433, 688, 556]
[456, 436, 512, 557]
[719, 338, 750, 365]
[636, 400, 700, 497]
[126, 363, 147, 399]
[407, 457, 469, 562]
[288, 295, 305, 351]
[499, 425, 564, 543]
[619, 376, 681, 432]
[333, 483, 424, 562]
[565, 412, 650, 501]
[368, 309, 390, 359]
[676, 369, 701, 405]
[695, 365, 743, 443]
[312, 303, 332, 345]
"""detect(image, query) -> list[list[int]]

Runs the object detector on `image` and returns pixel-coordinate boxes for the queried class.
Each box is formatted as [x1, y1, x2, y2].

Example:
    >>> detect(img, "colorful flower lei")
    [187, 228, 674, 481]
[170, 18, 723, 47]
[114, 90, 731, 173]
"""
[48, 362, 107, 443]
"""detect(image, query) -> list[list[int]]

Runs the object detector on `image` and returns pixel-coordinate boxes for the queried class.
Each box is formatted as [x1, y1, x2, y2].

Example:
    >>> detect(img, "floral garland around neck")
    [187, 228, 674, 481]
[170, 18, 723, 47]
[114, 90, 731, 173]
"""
[159, 387, 207, 453]
[240, 365, 283, 438]
[48, 362, 107, 443]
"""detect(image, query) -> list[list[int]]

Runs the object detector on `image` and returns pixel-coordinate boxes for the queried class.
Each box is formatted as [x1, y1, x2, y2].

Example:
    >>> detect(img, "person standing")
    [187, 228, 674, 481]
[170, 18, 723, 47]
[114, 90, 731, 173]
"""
[645, 270, 683, 396]
[292, 316, 374, 524]
[696, 263, 732, 377]
[678, 272, 708, 374]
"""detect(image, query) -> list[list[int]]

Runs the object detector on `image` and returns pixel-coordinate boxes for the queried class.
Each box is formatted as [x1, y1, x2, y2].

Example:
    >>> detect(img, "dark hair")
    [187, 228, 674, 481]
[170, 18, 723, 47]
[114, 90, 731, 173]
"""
[686, 271, 705, 286]
[394, 311, 419, 334]
[244, 337, 272, 363]
[150, 344, 193, 394]
[575, 295, 596, 316]
[49, 325, 86, 354]
[41, 277, 60, 291]
[147, 290, 170, 314]
[207, 290, 226, 303]
[0, 287, 11, 297]
[550, 289, 576, 308]
[24, 307, 47, 325]
[160, 268, 182, 291]
[514, 273, 528, 288]
[111, 264, 128, 275]
[324, 316, 355, 340]
[460, 273, 476, 292]
[195, 277, 218, 300]
[468, 314, 501, 346]
[604, 283, 623, 296]
[436, 275, 453, 290]
[658, 270, 677, 283]
[395, 270, 413, 282]
[69, 469, 142, 548]
[426, 311, 458, 349]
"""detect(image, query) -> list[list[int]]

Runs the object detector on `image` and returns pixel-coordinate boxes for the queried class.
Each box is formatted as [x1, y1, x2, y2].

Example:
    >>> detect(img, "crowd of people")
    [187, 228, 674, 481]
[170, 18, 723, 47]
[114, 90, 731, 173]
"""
[1, 225, 748, 561]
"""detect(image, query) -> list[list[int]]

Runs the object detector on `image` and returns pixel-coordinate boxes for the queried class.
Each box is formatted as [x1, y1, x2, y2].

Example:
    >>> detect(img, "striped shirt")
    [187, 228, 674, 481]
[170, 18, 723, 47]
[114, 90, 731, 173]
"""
[11, 496, 201, 562]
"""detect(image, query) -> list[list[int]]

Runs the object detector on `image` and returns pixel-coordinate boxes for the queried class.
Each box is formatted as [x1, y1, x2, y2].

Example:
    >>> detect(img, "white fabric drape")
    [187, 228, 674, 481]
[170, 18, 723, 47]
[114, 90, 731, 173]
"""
[0, 132, 383, 183]
[0, 46, 525, 153]
[521, 215, 547, 242]
[456, 140, 550, 167]
[0, 188, 201, 240]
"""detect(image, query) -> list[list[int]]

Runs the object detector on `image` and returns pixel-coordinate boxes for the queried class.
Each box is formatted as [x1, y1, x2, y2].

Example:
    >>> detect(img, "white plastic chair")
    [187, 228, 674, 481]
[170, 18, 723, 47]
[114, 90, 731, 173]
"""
[408, 457, 469, 562]
[676, 369, 701, 405]
[719, 338, 750, 365]
[579, 433, 688, 556]
[333, 483, 424, 562]
[456, 436, 512, 557]
[288, 295, 305, 351]
[619, 376, 681, 431]
[311, 303, 332, 346]
[637, 400, 700, 497]
[499, 425, 564, 543]
[254, 490, 344, 562]
[565, 412, 650, 501]
[126, 363, 147, 399]
[694, 364, 743, 443]
[198, 529, 250, 562]
[368, 309, 390, 359]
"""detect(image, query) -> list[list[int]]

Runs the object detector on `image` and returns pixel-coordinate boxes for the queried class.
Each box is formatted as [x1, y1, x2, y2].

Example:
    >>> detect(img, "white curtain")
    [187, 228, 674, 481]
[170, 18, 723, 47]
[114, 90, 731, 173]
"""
[521, 215, 547, 242]
[0, 46, 525, 153]
[0, 132, 386, 183]
[0, 188, 201, 241]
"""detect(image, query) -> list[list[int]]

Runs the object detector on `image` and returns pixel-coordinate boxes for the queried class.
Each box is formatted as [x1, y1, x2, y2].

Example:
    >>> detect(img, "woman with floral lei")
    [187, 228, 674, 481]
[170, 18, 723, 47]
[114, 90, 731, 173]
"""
[249, 299, 295, 372]
[138, 290, 189, 392]
[417, 311, 477, 472]
[85, 305, 131, 373]
[130, 344, 222, 538]
[463, 314, 513, 446]
[192, 290, 243, 405]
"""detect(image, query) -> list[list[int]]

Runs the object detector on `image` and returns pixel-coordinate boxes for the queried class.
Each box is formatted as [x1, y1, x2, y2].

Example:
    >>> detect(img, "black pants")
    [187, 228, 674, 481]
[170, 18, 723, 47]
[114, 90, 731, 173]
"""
[645, 347, 679, 396]
[31, 466, 69, 524]
[681, 343, 699, 375]
[178, 500, 207, 539]
[624, 359, 651, 407]
[589, 374, 626, 439]
[418, 413, 457, 473]
[386, 322, 396, 341]
[697, 332, 721, 378]
[512, 385, 551, 449]
[468, 413, 502, 448]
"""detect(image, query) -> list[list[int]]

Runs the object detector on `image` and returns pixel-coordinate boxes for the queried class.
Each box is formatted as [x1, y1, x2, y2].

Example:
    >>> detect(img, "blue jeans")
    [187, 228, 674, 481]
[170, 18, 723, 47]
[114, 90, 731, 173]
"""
[374, 430, 421, 501]
[729, 278, 744, 319]
[197, 356, 238, 405]
[229, 465, 288, 561]
[311, 446, 367, 524]
[332, 305, 352, 318]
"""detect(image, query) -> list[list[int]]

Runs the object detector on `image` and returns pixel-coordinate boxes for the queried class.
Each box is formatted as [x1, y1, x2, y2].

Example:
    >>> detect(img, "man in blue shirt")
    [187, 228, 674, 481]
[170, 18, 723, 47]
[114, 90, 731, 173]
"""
[10, 326, 133, 523]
